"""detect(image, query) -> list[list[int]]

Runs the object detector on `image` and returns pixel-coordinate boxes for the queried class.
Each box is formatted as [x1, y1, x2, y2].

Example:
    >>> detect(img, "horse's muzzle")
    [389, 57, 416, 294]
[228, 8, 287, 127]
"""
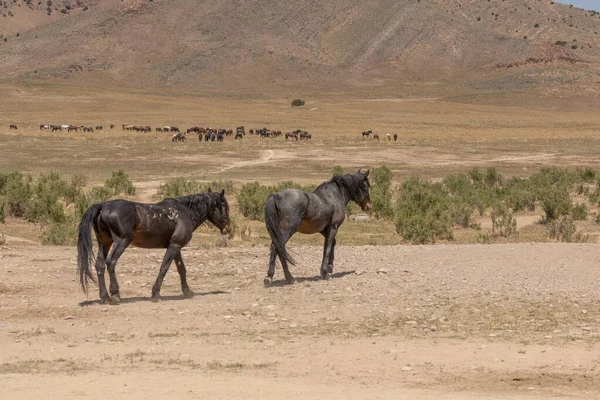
[221, 220, 232, 235]
[360, 200, 372, 212]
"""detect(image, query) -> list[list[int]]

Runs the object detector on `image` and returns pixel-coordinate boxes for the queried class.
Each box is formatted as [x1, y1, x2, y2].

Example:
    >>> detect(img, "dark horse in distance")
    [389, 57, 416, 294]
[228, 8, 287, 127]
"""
[264, 170, 371, 286]
[77, 190, 231, 304]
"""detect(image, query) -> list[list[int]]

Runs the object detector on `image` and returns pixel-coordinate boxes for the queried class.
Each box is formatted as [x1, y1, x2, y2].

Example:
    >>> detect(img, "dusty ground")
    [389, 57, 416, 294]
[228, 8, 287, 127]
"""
[1, 242, 600, 399]
[1, 86, 600, 398]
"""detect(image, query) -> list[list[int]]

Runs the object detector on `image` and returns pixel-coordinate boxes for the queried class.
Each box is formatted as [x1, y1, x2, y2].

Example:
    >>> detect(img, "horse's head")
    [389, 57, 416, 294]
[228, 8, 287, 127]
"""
[207, 189, 232, 235]
[356, 169, 372, 212]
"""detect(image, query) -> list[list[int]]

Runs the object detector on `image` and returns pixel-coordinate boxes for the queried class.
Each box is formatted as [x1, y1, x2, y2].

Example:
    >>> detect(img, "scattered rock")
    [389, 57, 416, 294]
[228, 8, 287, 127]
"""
[64, 315, 75, 320]
[401, 366, 413, 371]
[376, 268, 390, 274]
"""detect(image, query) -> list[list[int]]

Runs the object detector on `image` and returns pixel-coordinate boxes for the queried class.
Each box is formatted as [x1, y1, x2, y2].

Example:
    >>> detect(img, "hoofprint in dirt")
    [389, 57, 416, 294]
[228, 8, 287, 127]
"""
[1, 242, 599, 399]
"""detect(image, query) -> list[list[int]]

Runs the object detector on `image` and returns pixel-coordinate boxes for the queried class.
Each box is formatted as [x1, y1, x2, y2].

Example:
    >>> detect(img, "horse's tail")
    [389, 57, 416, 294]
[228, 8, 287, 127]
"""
[77, 203, 102, 293]
[264, 194, 295, 266]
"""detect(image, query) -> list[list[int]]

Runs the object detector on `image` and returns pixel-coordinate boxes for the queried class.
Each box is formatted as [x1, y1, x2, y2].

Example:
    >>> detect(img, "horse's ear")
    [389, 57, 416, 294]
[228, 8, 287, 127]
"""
[363, 169, 370, 177]
[208, 188, 212, 193]
[220, 189, 225, 197]
[357, 168, 362, 174]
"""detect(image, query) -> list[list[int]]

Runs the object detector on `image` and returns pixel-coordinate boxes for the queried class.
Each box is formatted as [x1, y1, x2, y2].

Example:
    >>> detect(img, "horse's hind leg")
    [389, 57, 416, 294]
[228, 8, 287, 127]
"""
[278, 231, 295, 284]
[95, 240, 111, 304]
[326, 237, 336, 274]
[105, 237, 131, 305]
[320, 227, 339, 279]
[264, 243, 278, 287]
[174, 252, 194, 299]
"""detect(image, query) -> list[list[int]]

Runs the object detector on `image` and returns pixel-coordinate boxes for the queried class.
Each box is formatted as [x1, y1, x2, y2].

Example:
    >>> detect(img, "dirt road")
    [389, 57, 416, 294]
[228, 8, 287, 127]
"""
[1, 242, 599, 399]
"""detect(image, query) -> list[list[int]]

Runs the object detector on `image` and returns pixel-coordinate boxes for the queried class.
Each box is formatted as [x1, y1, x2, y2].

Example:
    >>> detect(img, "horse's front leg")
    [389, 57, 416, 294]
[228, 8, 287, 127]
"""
[320, 227, 338, 279]
[174, 252, 194, 299]
[150, 244, 180, 302]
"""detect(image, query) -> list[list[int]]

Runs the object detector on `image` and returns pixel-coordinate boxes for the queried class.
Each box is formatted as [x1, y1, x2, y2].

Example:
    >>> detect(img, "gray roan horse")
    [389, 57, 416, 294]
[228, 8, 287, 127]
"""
[264, 170, 371, 286]
[77, 190, 231, 304]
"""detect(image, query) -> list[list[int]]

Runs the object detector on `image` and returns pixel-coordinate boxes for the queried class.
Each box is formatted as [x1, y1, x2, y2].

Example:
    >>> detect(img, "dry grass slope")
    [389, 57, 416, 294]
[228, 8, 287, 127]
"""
[0, 0, 599, 107]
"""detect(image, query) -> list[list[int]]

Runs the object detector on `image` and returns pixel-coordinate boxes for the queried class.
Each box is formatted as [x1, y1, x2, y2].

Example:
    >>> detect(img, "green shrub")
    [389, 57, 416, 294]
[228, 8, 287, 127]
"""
[291, 99, 305, 107]
[571, 203, 588, 220]
[105, 170, 136, 196]
[575, 167, 596, 182]
[156, 178, 234, 200]
[0, 172, 32, 218]
[395, 178, 454, 243]
[237, 182, 270, 221]
[539, 185, 572, 223]
[555, 40, 567, 46]
[502, 178, 536, 212]
[87, 186, 112, 204]
[370, 166, 394, 220]
[157, 178, 201, 199]
[491, 205, 517, 238]
[42, 219, 78, 245]
[332, 165, 345, 176]
[25, 172, 68, 224]
[547, 215, 589, 243]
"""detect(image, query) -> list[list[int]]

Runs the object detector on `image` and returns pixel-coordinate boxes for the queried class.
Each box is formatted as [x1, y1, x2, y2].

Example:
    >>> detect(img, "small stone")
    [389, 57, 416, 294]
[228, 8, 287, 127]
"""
[67, 344, 76, 348]
[289, 323, 298, 328]
[405, 320, 418, 325]
[64, 316, 75, 320]
[401, 366, 412, 371]
[223, 315, 233, 319]
[55, 274, 62, 279]
[125, 281, 133, 286]
[376, 269, 389, 274]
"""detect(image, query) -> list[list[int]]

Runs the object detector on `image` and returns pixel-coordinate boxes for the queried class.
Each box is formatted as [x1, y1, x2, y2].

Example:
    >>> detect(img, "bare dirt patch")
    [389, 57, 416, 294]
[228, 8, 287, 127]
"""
[1, 242, 600, 399]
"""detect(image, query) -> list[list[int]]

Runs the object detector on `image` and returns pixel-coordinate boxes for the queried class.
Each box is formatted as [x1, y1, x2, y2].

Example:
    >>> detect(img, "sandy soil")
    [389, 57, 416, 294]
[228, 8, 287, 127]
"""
[1, 241, 599, 399]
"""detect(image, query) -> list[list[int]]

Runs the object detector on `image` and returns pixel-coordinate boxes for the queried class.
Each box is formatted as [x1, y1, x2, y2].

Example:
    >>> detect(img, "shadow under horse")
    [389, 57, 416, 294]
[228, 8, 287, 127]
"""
[264, 170, 372, 286]
[77, 190, 231, 304]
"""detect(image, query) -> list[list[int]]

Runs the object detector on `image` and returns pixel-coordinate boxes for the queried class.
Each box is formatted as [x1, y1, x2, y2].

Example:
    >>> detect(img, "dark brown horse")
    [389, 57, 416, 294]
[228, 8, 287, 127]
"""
[77, 190, 231, 304]
[264, 171, 371, 286]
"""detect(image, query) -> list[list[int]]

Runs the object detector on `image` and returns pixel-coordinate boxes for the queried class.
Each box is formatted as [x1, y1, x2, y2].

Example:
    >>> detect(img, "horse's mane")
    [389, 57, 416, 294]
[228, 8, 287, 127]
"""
[174, 192, 224, 213]
[315, 173, 367, 201]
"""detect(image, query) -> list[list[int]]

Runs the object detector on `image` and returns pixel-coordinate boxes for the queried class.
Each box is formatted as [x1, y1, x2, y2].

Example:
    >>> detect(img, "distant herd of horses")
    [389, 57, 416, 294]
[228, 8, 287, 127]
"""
[362, 130, 399, 142]
[170, 126, 312, 142]
[10, 124, 395, 143]
[9, 123, 313, 143]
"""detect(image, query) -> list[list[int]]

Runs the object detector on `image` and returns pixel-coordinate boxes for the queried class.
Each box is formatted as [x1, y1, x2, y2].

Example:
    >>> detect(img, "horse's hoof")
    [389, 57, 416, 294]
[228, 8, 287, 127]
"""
[327, 265, 334, 274]
[108, 295, 120, 305]
[150, 294, 161, 303]
[263, 277, 273, 288]
[183, 289, 195, 299]
[322, 273, 331, 281]
[99, 297, 111, 305]
[285, 278, 296, 285]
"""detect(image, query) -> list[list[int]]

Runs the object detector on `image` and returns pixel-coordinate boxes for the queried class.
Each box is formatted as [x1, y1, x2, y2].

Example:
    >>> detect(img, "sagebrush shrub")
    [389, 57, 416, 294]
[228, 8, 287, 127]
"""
[491, 205, 517, 238]
[105, 170, 136, 196]
[547, 215, 589, 243]
[395, 178, 454, 243]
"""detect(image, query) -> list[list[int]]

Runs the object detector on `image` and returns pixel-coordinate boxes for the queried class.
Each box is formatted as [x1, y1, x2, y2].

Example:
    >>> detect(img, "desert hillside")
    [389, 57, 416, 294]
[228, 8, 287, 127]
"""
[0, 0, 599, 106]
